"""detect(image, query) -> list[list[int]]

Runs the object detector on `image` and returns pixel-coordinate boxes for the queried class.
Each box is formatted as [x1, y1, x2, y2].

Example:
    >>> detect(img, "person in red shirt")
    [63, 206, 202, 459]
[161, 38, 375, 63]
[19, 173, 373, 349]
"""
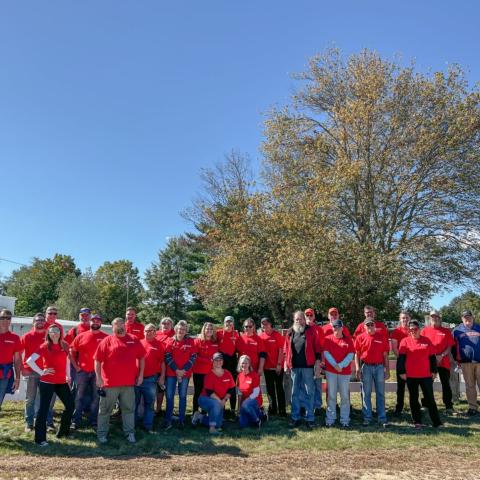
[236, 354, 267, 428]
[70, 314, 108, 429]
[0, 309, 22, 411]
[192, 322, 219, 413]
[398, 319, 442, 429]
[236, 318, 266, 375]
[323, 320, 355, 427]
[421, 309, 456, 414]
[322, 307, 351, 338]
[135, 323, 165, 433]
[304, 308, 325, 415]
[20, 313, 55, 432]
[125, 306, 145, 340]
[216, 315, 239, 416]
[94, 317, 146, 444]
[164, 320, 197, 430]
[354, 319, 390, 427]
[192, 352, 235, 434]
[390, 311, 411, 416]
[353, 305, 389, 341]
[154, 317, 174, 415]
[26, 324, 74, 446]
[259, 317, 286, 416]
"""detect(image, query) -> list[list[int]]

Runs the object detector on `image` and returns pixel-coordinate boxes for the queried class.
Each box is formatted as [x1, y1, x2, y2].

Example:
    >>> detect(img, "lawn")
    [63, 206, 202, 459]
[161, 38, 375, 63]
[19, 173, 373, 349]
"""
[0, 393, 479, 479]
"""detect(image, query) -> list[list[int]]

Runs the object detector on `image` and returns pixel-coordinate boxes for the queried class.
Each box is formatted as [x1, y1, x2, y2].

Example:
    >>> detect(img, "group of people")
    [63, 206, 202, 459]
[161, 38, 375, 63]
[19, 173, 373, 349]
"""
[0, 303, 479, 446]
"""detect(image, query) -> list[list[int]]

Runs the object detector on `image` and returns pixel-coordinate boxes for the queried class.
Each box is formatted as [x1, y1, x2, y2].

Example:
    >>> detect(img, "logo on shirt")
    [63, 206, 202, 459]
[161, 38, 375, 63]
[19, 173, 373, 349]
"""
[3, 340, 14, 344]
[126, 341, 135, 344]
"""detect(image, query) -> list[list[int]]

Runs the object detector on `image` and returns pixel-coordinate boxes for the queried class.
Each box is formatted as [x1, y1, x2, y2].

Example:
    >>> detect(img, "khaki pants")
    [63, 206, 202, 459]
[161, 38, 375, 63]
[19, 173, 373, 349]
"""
[460, 363, 480, 411]
[97, 386, 135, 438]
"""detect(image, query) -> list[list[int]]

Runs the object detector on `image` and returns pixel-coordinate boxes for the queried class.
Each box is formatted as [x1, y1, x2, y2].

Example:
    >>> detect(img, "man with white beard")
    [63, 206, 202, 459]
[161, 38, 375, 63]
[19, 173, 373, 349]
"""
[283, 311, 322, 429]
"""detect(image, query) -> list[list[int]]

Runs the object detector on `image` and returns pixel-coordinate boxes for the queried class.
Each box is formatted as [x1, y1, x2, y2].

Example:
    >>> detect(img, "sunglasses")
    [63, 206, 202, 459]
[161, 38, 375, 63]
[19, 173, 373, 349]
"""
[0, 316, 12, 320]
[333, 325, 342, 329]
[244, 325, 254, 329]
[47, 312, 58, 316]
[365, 323, 375, 327]
[305, 313, 314, 317]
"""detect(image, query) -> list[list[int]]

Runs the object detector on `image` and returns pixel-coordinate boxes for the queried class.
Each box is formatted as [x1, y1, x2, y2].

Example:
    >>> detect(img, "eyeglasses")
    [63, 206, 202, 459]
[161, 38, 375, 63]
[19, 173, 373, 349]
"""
[47, 312, 58, 316]
[0, 316, 12, 320]
[409, 327, 419, 331]
[244, 325, 254, 329]
[333, 326, 342, 330]
[365, 323, 375, 327]
[305, 313, 314, 317]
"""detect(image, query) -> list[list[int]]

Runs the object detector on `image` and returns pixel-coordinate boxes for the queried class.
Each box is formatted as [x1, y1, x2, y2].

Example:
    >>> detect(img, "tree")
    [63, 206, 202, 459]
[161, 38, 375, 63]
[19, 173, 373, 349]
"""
[190, 49, 480, 325]
[4, 254, 80, 315]
[144, 235, 206, 323]
[440, 291, 480, 324]
[56, 269, 100, 320]
[94, 260, 143, 322]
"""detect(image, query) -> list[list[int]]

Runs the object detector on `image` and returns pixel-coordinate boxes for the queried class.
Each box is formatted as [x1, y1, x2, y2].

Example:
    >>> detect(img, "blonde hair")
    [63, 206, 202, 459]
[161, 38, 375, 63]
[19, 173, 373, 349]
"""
[199, 322, 217, 342]
[237, 354, 253, 373]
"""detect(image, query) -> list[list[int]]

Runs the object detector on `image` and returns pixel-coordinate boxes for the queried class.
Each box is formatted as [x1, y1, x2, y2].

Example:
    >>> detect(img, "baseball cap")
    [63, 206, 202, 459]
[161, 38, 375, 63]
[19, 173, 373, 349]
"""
[462, 310, 473, 317]
[304, 308, 315, 316]
[328, 307, 339, 315]
[364, 319, 375, 325]
[80, 307, 91, 314]
[212, 352, 223, 361]
[91, 314, 103, 321]
[408, 319, 420, 328]
[224, 316, 234, 323]
[429, 309, 440, 317]
[332, 319, 343, 328]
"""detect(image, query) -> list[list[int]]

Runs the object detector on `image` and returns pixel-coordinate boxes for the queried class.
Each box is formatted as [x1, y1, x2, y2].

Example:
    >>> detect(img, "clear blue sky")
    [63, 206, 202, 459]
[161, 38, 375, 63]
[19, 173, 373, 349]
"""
[1, 1, 479, 308]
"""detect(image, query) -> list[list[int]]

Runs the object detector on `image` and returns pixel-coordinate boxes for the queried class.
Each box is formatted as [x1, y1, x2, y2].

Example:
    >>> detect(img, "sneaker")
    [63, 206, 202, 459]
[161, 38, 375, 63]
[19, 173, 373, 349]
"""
[362, 420, 371, 427]
[97, 436, 108, 444]
[341, 423, 350, 428]
[305, 421, 315, 430]
[414, 423, 423, 430]
[191, 411, 203, 426]
[146, 429, 156, 435]
[126, 433, 136, 443]
[467, 409, 478, 416]
[314, 408, 322, 416]
[209, 428, 222, 435]
[24, 425, 34, 433]
[177, 422, 185, 431]
[256, 419, 262, 429]
[163, 422, 173, 431]
[288, 419, 301, 428]
[445, 408, 457, 416]
[71, 423, 79, 431]
[36, 441, 49, 447]
[325, 423, 334, 428]
[46, 425, 55, 433]
[381, 422, 390, 429]
[393, 410, 402, 418]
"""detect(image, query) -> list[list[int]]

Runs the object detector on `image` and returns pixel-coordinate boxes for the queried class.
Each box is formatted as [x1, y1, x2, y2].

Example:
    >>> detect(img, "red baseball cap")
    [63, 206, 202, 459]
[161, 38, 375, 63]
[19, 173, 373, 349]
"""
[328, 307, 339, 315]
[304, 308, 315, 316]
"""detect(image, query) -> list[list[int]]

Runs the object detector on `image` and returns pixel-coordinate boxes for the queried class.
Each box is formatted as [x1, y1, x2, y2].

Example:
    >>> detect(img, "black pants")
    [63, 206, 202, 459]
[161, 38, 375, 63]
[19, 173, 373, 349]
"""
[395, 367, 406, 413]
[264, 369, 286, 415]
[192, 373, 205, 412]
[406, 377, 441, 427]
[35, 382, 74, 444]
[222, 354, 238, 411]
[421, 367, 453, 409]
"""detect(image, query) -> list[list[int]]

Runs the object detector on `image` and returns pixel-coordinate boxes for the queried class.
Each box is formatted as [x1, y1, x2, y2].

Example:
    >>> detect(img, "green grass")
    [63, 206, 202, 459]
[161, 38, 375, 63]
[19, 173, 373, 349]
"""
[1, 393, 479, 458]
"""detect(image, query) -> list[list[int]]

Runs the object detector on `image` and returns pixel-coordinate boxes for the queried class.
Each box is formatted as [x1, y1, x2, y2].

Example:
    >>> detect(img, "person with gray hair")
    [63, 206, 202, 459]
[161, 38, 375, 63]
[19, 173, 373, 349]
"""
[94, 317, 146, 444]
[163, 320, 197, 430]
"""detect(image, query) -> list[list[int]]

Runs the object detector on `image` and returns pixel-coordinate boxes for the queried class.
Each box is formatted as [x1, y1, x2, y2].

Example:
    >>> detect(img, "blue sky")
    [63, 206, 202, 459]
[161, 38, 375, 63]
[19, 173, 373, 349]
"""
[1, 1, 478, 308]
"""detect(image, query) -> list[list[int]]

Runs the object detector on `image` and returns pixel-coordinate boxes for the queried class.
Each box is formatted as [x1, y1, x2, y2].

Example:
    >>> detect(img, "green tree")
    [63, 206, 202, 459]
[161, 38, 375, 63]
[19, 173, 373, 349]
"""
[94, 260, 143, 322]
[440, 291, 480, 324]
[4, 254, 80, 315]
[56, 269, 100, 321]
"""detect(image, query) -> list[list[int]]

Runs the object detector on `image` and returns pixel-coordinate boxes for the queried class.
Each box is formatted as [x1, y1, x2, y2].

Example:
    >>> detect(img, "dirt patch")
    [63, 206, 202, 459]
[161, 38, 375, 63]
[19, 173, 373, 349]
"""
[1, 448, 478, 479]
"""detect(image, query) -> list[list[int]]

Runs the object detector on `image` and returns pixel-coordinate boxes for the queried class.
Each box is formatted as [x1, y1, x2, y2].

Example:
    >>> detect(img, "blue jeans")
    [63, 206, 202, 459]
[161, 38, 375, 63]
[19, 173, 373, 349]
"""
[239, 398, 264, 427]
[290, 367, 316, 422]
[360, 363, 387, 423]
[24, 374, 54, 426]
[165, 376, 190, 424]
[314, 377, 323, 409]
[198, 395, 225, 428]
[325, 371, 351, 425]
[0, 377, 8, 410]
[73, 371, 98, 426]
[135, 374, 158, 429]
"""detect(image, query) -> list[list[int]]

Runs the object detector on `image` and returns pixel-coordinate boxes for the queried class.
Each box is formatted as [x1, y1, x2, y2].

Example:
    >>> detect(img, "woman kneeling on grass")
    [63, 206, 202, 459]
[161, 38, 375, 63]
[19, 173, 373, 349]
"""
[237, 354, 267, 428]
[191, 352, 235, 435]
[26, 325, 74, 446]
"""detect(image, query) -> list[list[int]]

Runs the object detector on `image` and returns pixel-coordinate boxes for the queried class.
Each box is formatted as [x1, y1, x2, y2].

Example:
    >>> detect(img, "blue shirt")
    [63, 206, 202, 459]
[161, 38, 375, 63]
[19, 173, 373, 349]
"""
[453, 323, 480, 363]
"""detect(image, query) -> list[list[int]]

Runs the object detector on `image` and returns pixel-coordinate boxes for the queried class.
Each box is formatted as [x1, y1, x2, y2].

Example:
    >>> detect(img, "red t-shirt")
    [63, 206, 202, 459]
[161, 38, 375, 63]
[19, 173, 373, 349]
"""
[323, 334, 355, 375]
[164, 336, 197, 377]
[201, 369, 235, 398]
[0, 331, 22, 378]
[354, 321, 389, 341]
[420, 326, 455, 369]
[259, 330, 285, 369]
[141, 338, 165, 377]
[155, 330, 174, 344]
[322, 324, 351, 338]
[35, 342, 69, 384]
[309, 323, 325, 348]
[193, 338, 219, 374]
[94, 334, 146, 387]
[237, 371, 263, 407]
[21, 330, 46, 374]
[64, 322, 91, 345]
[70, 330, 108, 373]
[125, 321, 145, 340]
[354, 332, 389, 364]
[216, 329, 239, 356]
[399, 335, 434, 378]
[236, 334, 266, 370]
[390, 326, 409, 346]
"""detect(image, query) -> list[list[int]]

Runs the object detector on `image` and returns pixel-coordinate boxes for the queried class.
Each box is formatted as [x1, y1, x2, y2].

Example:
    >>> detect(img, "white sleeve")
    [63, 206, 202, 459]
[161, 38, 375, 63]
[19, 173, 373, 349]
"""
[26, 353, 45, 376]
[248, 386, 260, 400]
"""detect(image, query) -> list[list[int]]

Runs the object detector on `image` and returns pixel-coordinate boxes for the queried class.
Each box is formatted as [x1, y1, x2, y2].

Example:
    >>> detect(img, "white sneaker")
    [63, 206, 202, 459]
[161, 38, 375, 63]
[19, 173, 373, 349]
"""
[126, 433, 136, 444]
[97, 436, 108, 444]
[36, 441, 49, 447]
[191, 411, 203, 426]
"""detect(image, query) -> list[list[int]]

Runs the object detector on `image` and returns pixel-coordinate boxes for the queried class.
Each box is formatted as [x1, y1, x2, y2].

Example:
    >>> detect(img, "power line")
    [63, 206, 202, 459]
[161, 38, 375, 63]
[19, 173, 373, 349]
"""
[0, 257, 28, 267]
